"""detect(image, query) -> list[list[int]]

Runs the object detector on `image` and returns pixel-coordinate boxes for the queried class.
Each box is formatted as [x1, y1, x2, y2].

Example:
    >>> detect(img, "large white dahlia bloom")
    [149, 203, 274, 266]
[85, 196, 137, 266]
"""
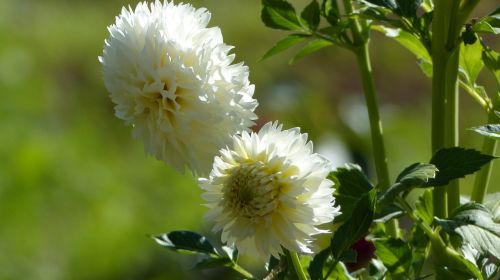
[200, 122, 340, 259]
[99, 1, 257, 175]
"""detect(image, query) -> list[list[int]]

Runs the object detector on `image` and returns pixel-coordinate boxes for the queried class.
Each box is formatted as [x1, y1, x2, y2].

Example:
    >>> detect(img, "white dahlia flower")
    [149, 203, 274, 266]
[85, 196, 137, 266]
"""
[200, 122, 340, 259]
[99, 1, 257, 175]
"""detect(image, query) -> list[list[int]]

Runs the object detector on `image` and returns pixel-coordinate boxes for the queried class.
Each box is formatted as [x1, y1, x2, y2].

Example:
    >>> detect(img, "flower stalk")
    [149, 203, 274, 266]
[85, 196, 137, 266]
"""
[288, 251, 307, 280]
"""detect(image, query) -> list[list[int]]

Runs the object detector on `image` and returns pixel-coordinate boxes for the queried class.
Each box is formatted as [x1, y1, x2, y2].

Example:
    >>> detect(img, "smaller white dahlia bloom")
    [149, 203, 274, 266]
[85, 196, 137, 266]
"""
[200, 122, 340, 259]
[99, 1, 257, 175]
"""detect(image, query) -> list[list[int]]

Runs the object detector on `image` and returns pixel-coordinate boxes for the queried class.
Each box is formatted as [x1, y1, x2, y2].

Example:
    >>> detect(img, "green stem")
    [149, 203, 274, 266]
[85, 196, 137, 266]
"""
[445, 48, 460, 214]
[345, 0, 397, 237]
[231, 262, 254, 279]
[471, 108, 499, 203]
[343, 0, 397, 237]
[288, 251, 307, 280]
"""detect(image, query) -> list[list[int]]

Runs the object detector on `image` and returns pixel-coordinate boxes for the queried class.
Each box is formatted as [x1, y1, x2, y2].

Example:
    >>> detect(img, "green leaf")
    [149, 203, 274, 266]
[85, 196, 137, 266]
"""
[425, 147, 496, 187]
[473, 20, 498, 34]
[321, 0, 340, 26]
[261, 0, 302, 30]
[331, 188, 377, 259]
[459, 40, 484, 84]
[153, 231, 218, 256]
[330, 164, 374, 222]
[327, 262, 356, 280]
[301, 0, 320, 31]
[415, 189, 433, 225]
[470, 124, 500, 140]
[260, 34, 309, 61]
[396, 163, 438, 186]
[308, 248, 330, 280]
[482, 46, 500, 87]
[373, 25, 431, 64]
[222, 245, 238, 262]
[395, 0, 422, 18]
[374, 238, 412, 274]
[484, 192, 500, 223]
[378, 163, 437, 208]
[435, 203, 500, 260]
[290, 38, 332, 64]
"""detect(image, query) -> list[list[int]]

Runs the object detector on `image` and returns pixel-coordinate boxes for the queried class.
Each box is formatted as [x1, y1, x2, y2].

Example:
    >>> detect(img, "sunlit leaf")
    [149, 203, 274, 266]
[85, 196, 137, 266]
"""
[435, 203, 500, 259]
[459, 40, 484, 84]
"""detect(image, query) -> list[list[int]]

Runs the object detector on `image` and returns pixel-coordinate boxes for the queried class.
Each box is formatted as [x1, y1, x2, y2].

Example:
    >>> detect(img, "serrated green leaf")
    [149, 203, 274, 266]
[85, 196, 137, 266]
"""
[290, 38, 332, 64]
[153, 231, 218, 256]
[415, 189, 433, 225]
[301, 0, 320, 31]
[378, 163, 437, 208]
[470, 124, 500, 139]
[374, 238, 412, 274]
[330, 164, 374, 222]
[321, 0, 340, 26]
[260, 34, 309, 61]
[261, 0, 302, 30]
[331, 188, 377, 259]
[425, 147, 496, 187]
[484, 193, 500, 223]
[308, 248, 330, 280]
[435, 203, 500, 260]
[459, 40, 484, 83]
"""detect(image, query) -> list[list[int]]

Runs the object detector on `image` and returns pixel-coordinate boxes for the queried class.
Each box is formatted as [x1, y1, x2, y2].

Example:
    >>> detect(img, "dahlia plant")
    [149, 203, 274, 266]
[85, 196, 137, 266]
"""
[101, 0, 499, 279]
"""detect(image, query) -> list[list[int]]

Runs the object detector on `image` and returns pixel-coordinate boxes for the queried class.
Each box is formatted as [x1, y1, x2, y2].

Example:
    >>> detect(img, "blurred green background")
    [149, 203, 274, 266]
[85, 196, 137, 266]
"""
[0, 0, 498, 279]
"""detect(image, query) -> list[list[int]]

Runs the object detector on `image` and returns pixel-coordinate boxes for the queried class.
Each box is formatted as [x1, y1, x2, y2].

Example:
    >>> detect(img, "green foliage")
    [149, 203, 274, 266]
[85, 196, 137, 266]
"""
[415, 190, 433, 225]
[260, 34, 310, 61]
[373, 238, 412, 275]
[331, 188, 377, 259]
[153, 231, 218, 256]
[378, 163, 437, 208]
[321, 0, 340, 26]
[290, 39, 332, 64]
[426, 147, 496, 187]
[330, 164, 374, 222]
[482, 46, 500, 87]
[300, 0, 321, 31]
[435, 203, 500, 260]
[261, 0, 303, 30]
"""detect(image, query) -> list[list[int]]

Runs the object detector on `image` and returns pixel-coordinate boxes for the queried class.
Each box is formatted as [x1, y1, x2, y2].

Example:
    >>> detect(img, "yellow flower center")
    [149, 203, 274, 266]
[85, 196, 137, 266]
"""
[223, 163, 282, 219]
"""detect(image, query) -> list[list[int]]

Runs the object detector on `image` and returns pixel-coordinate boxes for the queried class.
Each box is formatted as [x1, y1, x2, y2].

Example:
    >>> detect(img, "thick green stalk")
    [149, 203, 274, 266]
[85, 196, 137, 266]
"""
[431, 0, 454, 219]
[472, 108, 499, 203]
[444, 48, 460, 214]
[343, 0, 397, 237]
[288, 251, 307, 280]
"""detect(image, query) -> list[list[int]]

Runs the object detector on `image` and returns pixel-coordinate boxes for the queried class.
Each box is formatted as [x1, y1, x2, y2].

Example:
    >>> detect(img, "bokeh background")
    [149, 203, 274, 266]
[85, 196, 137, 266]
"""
[0, 0, 498, 279]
